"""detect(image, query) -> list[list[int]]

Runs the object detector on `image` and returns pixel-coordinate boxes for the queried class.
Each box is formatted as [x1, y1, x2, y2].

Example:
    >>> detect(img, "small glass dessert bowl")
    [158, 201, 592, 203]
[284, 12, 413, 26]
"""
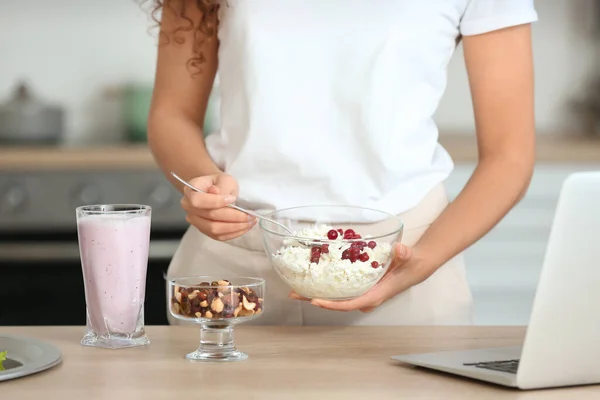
[168, 276, 265, 362]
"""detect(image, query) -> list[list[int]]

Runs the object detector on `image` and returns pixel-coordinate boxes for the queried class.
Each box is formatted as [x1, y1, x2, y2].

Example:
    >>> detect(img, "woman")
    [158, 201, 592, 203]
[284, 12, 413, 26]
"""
[147, 0, 537, 326]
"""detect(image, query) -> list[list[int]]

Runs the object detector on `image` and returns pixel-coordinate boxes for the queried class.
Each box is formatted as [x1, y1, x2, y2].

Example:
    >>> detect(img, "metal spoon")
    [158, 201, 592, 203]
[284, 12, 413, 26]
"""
[170, 172, 295, 235]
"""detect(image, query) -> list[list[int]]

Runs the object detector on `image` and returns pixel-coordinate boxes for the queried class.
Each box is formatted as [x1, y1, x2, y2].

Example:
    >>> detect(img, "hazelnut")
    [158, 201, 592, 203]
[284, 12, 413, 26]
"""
[205, 311, 213, 318]
[172, 303, 181, 314]
[211, 297, 225, 313]
[195, 312, 202, 318]
[255, 308, 262, 315]
[211, 281, 219, 286]
[199, 300, 209, 308]
[217, 280, 231, 286]
[222, 293, 240, 308]
[197, 290, 208, 301]
[188, 290, 199, 300]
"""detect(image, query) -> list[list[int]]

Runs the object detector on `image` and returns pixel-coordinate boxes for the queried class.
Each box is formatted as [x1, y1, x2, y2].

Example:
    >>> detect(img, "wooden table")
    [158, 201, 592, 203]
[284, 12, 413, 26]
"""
[1, 326, 599, 399]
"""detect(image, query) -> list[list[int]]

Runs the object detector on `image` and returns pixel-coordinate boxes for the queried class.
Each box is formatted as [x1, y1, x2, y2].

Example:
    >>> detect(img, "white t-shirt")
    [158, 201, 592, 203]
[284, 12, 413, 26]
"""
[206, 0, 538, 220]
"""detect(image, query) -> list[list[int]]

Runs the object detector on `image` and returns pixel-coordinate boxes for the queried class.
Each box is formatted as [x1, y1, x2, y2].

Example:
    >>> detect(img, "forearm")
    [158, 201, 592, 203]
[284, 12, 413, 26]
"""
[413, 156, 534, 272]
[148, 111, 222, 193]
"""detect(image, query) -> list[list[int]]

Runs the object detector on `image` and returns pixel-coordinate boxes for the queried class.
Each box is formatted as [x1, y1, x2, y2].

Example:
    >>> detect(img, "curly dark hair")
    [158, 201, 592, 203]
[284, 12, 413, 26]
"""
[143, 0, 221, 73]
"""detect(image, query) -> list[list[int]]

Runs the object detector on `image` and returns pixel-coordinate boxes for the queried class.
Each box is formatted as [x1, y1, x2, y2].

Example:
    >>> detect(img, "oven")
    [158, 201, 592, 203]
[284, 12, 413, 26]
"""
[0, 169, 187, 326]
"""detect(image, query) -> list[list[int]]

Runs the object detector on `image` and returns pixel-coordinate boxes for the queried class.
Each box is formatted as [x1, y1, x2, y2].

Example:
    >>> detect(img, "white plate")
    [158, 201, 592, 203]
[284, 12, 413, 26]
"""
[0, 334, 62, 381]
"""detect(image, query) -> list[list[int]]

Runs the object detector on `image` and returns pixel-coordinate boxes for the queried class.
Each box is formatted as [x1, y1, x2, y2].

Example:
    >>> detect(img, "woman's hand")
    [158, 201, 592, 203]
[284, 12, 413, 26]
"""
[180, 173, 256, 241]
[290, 244, 433, 312]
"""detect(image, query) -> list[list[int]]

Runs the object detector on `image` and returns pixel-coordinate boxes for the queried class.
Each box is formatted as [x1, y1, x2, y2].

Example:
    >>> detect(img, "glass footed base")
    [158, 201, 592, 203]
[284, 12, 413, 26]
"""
[81, 330, 150, 349]
[186, 348, 248, 362]
[186, 323, 247, 362]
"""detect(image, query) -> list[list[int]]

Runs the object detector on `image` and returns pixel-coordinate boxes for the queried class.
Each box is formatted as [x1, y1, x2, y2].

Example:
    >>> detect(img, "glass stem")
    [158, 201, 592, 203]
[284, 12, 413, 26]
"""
[198, 323, 236, 353]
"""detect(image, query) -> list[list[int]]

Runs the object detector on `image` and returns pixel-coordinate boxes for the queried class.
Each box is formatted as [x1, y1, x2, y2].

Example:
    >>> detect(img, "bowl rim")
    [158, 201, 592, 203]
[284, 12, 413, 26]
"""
[167, 275, 265, 289]
[258, 204, 404, 242]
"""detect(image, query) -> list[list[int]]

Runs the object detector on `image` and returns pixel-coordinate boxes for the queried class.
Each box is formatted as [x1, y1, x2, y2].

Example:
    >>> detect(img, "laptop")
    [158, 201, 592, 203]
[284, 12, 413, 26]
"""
[391, 171, 600, 390]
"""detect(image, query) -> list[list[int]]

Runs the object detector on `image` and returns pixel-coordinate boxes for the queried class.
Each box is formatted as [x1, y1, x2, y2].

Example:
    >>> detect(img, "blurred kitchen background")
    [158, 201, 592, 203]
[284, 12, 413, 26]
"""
[1, 0, 599, 326]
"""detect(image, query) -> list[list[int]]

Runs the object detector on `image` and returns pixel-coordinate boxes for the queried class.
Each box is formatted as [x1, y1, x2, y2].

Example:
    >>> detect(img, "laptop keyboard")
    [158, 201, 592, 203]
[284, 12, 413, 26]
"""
[463, 359, 520, 374]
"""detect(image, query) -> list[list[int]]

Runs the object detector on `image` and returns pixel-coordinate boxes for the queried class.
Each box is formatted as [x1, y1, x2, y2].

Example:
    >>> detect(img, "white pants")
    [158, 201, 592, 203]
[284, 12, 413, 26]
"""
[166, 183, 473, 325]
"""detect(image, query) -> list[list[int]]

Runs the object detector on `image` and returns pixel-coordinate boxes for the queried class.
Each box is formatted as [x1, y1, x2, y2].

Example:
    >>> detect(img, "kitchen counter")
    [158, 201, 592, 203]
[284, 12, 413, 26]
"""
[2, 325, 600, 399]
[0, 134, 599, 170]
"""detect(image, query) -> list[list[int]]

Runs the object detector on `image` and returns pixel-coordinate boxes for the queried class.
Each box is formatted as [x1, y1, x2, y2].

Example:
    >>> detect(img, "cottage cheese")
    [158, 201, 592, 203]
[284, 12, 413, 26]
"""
[271, 224, 393, 300]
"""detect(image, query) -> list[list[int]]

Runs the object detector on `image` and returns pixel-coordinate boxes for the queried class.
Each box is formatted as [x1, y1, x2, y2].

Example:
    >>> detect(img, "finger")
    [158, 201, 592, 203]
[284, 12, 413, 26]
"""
[214, 174, 240, 196]
[207, 185, 220, 195]
[289, 292, 312, 301]
[394, 243, 412, 263]
[183, 187, 236, 209]
[212, 224, 256, 241]
[186, 214, 255, 237]
[182, 197, 254, 223]
[310, 290, 381, 312]
[195, 207, 255, 223]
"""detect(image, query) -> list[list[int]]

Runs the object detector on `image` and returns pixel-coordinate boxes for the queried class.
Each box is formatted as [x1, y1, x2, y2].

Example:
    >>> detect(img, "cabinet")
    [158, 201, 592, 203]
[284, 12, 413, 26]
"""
[445, 162, 600, 325]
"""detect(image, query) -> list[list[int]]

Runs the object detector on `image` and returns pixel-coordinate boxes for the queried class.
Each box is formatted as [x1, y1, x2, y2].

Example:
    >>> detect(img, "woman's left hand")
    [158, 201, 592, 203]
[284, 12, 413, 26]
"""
[289, 244, 433, 312]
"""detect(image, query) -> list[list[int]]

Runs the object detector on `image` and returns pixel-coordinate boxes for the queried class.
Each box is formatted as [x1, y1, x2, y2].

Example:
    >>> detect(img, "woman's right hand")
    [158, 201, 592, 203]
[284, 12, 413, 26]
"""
[180, 173, 256, 241]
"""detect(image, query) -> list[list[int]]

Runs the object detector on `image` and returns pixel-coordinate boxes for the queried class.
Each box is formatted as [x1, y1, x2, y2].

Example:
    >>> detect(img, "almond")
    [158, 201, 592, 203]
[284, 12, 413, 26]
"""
[188, 290, 199, 300]
[175, 291, 182, 303]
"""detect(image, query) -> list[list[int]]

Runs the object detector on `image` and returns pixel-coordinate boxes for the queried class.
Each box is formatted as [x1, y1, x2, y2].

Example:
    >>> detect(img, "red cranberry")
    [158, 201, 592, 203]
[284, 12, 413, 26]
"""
[341, 250, 350, 260]
[321, 244, 329, 254]
[337, 229, 344, 235]
[327, 230, 338, 240]
[359, 252, 369, 262]
[371, 261, 379, 268]
[349, 254, 359, 263]
[353, 234, 362, 239]
[368, 241, 377, 249]
[349, 247, 361, 258]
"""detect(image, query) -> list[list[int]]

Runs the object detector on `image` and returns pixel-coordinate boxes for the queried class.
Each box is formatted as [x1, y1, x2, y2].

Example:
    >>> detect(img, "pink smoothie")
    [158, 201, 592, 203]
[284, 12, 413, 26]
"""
[77, 213, 150, 335]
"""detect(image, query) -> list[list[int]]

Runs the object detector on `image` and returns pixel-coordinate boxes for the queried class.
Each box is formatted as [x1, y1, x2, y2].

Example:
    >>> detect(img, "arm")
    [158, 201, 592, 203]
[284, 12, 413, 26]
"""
[305, 23, 536, 311]
[412, 23, 535, 270]
[147, 0, 222, 193]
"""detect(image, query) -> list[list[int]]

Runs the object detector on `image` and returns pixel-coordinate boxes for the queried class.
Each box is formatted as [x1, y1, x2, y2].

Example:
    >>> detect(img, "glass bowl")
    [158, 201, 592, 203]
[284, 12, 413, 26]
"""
[259, 205, 403, 301]
[168, 276, 265, 362]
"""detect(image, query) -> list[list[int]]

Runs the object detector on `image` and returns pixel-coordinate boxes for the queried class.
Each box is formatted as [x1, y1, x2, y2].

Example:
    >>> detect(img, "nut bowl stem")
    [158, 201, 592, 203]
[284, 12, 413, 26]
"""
[191, 321, 245, 362]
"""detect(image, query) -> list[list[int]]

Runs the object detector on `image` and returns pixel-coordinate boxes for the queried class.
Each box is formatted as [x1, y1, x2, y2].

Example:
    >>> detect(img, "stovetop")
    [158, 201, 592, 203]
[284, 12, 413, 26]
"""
[0, 169, 187, 232]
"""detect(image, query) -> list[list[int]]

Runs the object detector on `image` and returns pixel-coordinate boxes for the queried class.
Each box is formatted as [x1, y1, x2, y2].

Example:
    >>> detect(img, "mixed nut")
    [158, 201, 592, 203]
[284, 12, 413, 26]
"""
[171, 280, 263, 319]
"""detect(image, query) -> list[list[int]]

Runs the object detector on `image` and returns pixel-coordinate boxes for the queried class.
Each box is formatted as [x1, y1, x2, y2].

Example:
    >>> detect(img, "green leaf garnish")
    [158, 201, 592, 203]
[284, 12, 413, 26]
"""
[0, 351, 7, 371]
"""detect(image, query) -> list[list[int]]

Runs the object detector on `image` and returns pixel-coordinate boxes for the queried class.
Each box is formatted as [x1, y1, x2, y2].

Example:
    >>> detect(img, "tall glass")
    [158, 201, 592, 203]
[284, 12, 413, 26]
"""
[76, 204, 151, 349]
